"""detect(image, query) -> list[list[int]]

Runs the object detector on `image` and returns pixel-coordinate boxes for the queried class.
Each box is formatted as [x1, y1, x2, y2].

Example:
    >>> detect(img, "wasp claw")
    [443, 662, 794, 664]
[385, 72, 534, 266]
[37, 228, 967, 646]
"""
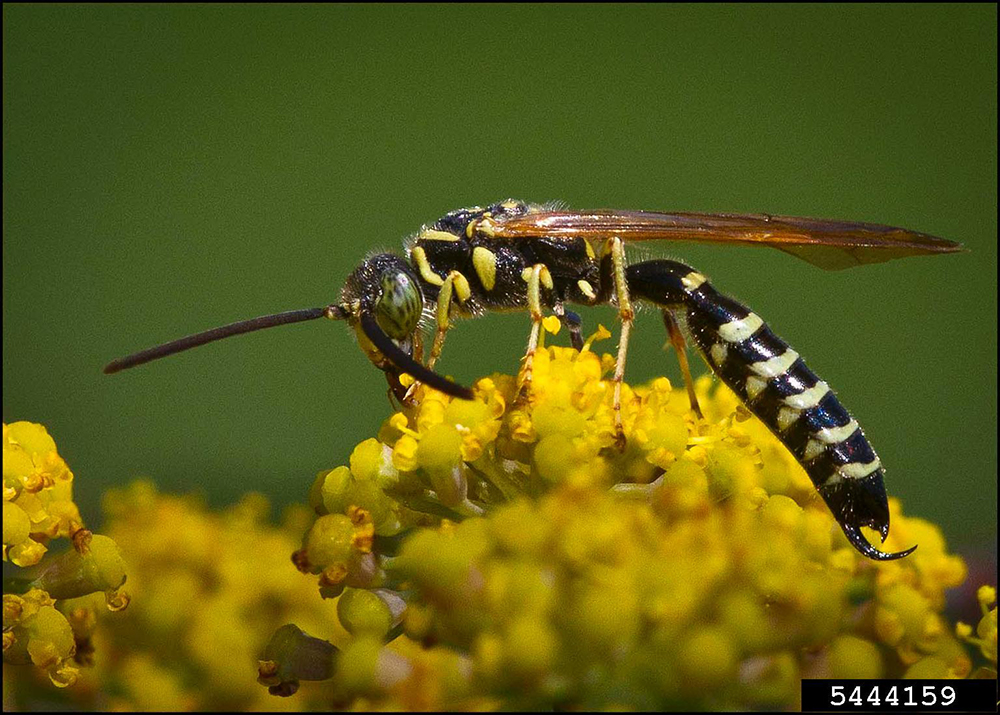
[614, 430, 627, 452]
[402, 381, 421, 407]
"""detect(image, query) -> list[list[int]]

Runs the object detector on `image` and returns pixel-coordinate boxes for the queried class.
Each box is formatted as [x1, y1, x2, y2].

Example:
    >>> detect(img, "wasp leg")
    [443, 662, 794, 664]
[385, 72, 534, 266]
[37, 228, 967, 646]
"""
[516, 264, 554, 404]
[411, 329, 425, 366]
[610, 237, 634, 451]
[554, 303, 584, 350]
[404, 270, 470, 404]
[662, 310, 703, 419]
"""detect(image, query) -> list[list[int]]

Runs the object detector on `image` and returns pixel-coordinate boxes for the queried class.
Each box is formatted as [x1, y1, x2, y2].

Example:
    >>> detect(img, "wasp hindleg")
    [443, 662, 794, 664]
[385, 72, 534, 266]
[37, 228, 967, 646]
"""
[610, 237, 635, 450]
[662, 309, 703, 419]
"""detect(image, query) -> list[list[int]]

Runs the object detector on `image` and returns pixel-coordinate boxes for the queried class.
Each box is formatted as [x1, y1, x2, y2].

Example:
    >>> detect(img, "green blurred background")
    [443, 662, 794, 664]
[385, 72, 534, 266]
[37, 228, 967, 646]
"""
[4, 5, 996, 556]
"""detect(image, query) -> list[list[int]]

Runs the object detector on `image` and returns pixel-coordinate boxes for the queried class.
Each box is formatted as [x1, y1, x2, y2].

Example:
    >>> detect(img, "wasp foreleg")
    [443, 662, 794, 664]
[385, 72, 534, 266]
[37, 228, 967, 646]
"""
[404, 270, 470, 404]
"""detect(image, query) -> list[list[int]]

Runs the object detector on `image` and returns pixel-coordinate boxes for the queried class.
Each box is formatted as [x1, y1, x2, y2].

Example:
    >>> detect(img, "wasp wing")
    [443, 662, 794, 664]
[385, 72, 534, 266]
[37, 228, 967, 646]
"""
[491, 210, 962, 270]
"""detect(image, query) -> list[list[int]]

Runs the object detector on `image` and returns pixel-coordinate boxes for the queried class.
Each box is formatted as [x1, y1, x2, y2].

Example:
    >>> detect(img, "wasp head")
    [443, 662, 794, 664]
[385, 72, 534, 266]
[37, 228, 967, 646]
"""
[331, 253, 472, 400]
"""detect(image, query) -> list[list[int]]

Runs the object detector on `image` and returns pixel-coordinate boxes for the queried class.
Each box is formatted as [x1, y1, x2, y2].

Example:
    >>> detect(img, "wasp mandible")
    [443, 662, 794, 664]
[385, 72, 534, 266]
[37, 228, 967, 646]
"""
[105, 199, 962, 561]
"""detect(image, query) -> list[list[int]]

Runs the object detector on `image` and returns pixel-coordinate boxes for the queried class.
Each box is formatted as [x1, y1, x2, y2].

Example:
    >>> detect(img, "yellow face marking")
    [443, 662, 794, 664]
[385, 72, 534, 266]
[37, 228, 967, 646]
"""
[718, 313, 764, 343]
[838, 459, 881, 480]
[681, 271, 707, 291]
[776, 406, 801, 432]
[814, 419, 859, 445]
[418, 228, 460, 242]
[577, 279, 597, 300]
[784, 381, 830, 410]
[803, 438, 826, 462]
[749, 349, 800, 378]
[710, 342, 729, 366]
[411, 246, 444, 287]
[472, 247, 497, 291]
[745, 373, 767, 400]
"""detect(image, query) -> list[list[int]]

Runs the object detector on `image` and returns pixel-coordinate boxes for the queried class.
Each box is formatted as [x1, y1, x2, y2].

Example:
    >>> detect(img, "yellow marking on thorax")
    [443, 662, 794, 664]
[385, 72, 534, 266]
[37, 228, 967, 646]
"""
[468, 213, 497, 238]
[472, 246, 497, 291]
[418, 228, 461, 242]
[522, 264, 552, 320]
[521, 265, 554, 290]
[411, 246, 444, 287]
[435, 271, 472, 328]
[577, 279, 597, 300]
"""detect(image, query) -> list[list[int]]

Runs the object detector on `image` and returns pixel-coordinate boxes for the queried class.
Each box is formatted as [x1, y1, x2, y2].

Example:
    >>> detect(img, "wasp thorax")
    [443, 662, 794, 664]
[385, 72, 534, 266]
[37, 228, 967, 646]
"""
[375, 268, 422, 341]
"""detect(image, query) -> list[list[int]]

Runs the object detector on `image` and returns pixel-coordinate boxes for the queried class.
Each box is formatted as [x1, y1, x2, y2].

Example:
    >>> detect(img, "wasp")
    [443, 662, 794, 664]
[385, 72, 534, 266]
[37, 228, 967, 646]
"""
[106, 199, 962, 561]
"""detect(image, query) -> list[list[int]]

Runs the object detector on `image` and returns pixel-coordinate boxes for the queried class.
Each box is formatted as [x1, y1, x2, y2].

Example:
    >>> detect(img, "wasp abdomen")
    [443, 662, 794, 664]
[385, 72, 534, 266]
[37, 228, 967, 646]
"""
[627, 259, 912, 560]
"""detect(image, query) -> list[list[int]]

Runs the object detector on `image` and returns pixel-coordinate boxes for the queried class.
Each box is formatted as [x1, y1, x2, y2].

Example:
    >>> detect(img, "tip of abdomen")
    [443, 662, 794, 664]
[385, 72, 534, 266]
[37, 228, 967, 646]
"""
[820, 471, 917, 561]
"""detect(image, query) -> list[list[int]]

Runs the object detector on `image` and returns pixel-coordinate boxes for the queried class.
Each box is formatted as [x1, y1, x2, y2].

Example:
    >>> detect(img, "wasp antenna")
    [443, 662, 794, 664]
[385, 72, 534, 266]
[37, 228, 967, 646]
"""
[104, 307, 330, 374]
[358, 312, 473, 400]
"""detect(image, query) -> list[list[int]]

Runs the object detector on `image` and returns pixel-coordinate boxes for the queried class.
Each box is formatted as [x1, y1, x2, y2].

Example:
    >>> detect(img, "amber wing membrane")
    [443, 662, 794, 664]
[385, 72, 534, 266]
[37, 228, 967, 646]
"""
[491, 210, 962, 270]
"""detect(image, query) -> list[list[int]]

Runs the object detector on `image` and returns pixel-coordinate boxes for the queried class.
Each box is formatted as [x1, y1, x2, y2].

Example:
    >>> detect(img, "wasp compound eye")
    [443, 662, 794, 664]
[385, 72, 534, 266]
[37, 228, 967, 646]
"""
[375, 269, 422, 341]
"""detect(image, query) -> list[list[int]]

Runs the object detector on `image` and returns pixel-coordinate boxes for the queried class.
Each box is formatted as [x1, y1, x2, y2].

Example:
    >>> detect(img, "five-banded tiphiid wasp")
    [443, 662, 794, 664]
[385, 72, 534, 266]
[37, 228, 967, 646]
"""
[106, 200, 962, 561]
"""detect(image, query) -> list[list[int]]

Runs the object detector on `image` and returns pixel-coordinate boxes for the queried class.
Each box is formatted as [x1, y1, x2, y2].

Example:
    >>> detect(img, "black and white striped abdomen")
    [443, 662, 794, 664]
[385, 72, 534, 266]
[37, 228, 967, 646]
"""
[684, 283, 878, 486]
[623, 258, 914, 560]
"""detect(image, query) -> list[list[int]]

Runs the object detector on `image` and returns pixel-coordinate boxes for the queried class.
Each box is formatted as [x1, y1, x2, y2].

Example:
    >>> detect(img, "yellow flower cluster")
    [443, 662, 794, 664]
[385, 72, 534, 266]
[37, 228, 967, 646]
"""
[283, 334, 985, 709]
[4, 333, 994, 710]
[39, 481, 353, 710]
[3, 423, 128, 690]
[957, 586, 998, 679]
[3, 422, 80, 567]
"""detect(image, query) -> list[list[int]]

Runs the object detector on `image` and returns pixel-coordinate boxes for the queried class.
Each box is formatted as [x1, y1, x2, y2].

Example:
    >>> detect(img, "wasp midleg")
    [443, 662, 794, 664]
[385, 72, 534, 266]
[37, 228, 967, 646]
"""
[625, 258, 914, 560]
